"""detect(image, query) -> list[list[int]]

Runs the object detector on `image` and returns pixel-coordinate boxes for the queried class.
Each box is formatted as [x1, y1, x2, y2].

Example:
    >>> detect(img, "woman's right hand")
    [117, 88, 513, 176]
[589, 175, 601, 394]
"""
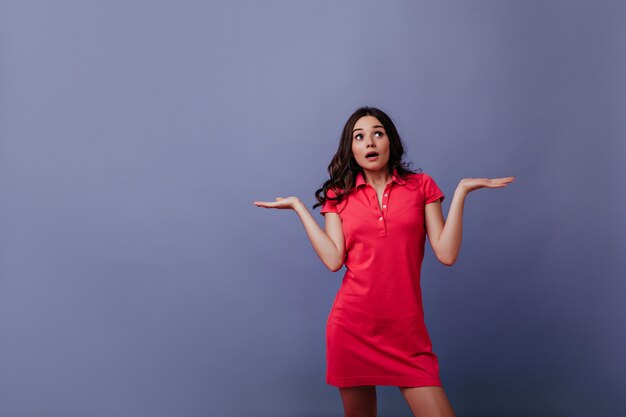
[253, 196, 301, 210]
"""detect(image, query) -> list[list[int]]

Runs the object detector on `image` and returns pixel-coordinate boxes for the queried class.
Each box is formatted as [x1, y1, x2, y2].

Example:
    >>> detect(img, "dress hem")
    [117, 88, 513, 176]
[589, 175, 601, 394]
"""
[326, 375, 442, 388]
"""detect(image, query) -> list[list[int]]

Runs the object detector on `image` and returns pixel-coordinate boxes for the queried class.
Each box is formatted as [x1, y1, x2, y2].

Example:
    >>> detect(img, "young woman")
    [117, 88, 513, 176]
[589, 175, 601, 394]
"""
[254, 106, 515, 417]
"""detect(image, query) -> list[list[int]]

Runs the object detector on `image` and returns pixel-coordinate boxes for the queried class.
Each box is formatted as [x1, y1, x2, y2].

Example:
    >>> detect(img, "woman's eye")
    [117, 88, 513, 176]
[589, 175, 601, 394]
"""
[354, 131, 383, 140]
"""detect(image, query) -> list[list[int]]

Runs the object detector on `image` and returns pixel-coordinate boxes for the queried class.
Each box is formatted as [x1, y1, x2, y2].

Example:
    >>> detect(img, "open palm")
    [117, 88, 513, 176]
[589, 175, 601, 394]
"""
[459, 177, 515, 193]
[253, 196, 300, 210]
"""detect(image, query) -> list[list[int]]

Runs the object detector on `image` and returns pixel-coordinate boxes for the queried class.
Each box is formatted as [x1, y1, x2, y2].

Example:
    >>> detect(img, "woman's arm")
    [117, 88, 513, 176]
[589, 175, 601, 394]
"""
[254, 197, 345, 272]
[425, 177, 515, 266]
[425, 188, 466, 266]
[294, 200, 345, 272]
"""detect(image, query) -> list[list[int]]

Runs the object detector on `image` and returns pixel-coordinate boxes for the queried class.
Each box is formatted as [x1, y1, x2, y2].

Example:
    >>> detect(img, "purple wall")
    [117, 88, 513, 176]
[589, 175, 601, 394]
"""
[1, 1, 624, 416]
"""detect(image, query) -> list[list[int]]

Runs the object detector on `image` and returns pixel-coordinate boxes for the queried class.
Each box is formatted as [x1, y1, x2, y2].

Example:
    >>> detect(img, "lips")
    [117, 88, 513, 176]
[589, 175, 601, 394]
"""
[365, 152, 379, 158]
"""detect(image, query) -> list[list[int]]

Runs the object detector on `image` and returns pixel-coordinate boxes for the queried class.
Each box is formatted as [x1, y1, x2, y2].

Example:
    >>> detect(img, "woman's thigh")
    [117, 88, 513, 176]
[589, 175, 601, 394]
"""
[398, 386, 455, 417]
[338, 385, 377, 417]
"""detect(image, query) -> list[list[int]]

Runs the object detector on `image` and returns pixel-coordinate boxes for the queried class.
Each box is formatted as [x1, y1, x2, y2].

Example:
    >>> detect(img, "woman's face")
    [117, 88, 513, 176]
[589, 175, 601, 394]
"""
[351, 115, 390, 172]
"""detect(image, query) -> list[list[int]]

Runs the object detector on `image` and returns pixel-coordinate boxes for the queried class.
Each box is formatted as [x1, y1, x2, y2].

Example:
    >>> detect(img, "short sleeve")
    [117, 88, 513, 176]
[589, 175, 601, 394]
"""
[423, 173, 445, 205]
[320, 188, 340, 216]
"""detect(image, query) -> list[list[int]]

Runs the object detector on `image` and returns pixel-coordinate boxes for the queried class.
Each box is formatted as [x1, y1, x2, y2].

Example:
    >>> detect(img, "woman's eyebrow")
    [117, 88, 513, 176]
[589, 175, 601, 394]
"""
[353, 125, 385, 132]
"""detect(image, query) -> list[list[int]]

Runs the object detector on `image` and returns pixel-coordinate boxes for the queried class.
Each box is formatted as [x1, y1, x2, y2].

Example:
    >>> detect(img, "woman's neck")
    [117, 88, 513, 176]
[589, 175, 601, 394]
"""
[363, 168, 392, 187]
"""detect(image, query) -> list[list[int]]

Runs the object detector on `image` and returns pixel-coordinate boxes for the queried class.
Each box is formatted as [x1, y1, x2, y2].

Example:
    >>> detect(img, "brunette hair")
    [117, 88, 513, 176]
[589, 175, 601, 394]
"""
[313, 106, 420, 210]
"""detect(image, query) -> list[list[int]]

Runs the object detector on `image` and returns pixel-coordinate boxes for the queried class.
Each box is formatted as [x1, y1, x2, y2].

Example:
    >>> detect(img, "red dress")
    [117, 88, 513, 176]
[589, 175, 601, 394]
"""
[320, 169, 445, 387]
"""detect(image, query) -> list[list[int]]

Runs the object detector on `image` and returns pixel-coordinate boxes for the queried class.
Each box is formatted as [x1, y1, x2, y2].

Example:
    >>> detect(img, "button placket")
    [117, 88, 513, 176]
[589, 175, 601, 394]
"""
[382, 186, 390, 212]
[377, 185, 390, 236]
[367, 184, 388, 235]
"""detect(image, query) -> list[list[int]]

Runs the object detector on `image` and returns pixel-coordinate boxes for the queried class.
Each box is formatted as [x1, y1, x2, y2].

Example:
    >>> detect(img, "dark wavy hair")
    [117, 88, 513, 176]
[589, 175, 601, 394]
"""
[313, 106, 420, 210]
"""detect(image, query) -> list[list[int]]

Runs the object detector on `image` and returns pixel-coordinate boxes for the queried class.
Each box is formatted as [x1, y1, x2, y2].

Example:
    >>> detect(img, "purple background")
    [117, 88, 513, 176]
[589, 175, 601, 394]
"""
[1, 1, 624, 416]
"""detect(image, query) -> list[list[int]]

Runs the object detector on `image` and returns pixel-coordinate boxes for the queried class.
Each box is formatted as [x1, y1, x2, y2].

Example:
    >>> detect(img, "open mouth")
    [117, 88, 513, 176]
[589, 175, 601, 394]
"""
[365, 152, 379, 160]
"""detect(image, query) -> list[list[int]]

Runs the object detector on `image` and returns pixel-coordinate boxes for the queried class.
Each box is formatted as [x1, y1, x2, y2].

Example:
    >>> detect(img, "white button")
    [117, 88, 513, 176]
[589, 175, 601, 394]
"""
[379, 216, 383, 221]
[384, 193, 388, 197]
[382, 204, 387, 208]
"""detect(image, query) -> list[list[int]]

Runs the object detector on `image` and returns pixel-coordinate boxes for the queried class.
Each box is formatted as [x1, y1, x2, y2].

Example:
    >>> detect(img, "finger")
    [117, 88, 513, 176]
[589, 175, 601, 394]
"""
[487, 178, 513, 185]
[494, 179, 514, 185]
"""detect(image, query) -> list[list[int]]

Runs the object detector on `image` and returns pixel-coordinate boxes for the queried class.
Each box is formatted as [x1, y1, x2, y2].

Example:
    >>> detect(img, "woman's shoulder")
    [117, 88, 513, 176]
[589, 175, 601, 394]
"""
[406, 171, 439, 182]
[407, 170, 434, 177]
[401, 171, 443, 194]
[325, 186, 347, 199]
[402, 171, 428, 189]
[322, 186, 350, 214]
[324, 185, 354, 203]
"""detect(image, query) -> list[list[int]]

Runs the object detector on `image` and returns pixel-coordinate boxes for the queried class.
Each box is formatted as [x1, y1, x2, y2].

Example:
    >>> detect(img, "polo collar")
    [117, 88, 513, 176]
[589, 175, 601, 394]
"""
[355, 168, 406, 188]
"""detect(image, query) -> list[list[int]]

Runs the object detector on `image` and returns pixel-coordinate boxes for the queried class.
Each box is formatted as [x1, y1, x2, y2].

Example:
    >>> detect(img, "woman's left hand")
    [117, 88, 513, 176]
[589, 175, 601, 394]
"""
[458, 176, 515, 194]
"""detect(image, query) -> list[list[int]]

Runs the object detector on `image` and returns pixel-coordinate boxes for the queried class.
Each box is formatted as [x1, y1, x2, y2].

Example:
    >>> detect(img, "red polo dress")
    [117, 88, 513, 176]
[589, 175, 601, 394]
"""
[320, 169, 445, 387]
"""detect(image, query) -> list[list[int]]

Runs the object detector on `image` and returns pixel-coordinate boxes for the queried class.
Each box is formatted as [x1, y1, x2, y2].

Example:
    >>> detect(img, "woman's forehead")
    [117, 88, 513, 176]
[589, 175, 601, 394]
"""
[353, 115, 384, 131]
